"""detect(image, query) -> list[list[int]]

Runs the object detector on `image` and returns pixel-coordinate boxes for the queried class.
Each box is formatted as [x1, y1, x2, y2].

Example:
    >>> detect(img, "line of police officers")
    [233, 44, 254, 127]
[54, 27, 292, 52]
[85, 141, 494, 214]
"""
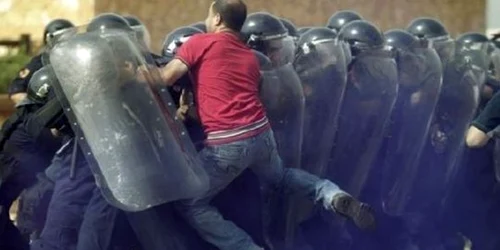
[0, 8, 498, 250]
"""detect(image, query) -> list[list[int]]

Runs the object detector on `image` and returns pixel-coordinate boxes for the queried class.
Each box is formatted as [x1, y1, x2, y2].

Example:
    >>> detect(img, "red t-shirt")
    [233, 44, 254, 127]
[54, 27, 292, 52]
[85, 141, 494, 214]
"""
[175, 32, 267, 135]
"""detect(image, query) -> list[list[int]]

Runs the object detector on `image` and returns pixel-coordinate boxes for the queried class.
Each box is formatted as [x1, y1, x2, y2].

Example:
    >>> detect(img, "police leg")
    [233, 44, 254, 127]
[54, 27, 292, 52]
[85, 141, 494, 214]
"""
[31, 152, 95, 250]
[0, 169, 31, 249]
[16, 173, 54, 240]
[0, 179, 29, 250]
[127, 203, 211, 250]
[76, 182, 117, 250]
[176, 145, 263, 250]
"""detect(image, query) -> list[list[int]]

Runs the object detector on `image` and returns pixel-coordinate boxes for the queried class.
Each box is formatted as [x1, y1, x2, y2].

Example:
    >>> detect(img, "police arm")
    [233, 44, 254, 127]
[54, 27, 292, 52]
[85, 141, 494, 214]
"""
[24, 98, 64, 140]
[466, 92, 500, 148]
[159, 59, 189, 86]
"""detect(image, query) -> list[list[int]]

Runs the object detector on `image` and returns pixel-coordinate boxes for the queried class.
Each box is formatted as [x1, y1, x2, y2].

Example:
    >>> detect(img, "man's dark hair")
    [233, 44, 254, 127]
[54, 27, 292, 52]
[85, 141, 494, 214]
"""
[212, 0, 247, 32]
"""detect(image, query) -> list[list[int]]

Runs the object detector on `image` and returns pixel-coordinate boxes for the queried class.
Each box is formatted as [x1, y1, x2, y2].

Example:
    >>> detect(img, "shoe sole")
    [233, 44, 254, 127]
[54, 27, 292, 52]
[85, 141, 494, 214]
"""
[334, 195, 376, 230]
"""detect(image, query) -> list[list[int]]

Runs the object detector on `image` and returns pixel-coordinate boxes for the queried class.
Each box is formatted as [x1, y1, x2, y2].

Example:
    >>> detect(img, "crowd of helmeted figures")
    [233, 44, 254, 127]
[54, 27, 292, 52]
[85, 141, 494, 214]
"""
[0, 7, 500, 250]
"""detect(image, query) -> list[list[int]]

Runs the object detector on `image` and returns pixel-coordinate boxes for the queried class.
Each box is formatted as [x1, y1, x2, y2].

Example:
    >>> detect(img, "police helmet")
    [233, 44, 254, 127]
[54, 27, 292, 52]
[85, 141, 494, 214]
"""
[406, 17, 449, 40]
[298, 27, 313, 36]
[27, 65, 58, 105]
[241, 12, 296, 66]
[123, 15, 151, 48]
[191, 22, 207, 33]
[456, 32, 489, 46]
[327, 10, 363, 32]
[123, 15, 142, 27]
[241, 12, 288, 49]
[384, 29, 419, 51]
[162, 26, 203, 56]
[338, 20, 384, 56]
[87, 13, 133, 32]
[280, 18, 299, 39]
[43, 19, 75, 45]
[298, 27, 337, 46]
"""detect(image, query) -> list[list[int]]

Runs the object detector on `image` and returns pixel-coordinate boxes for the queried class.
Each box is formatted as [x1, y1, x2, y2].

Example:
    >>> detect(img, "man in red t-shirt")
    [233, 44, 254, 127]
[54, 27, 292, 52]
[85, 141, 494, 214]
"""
[156, 1, 375, 249]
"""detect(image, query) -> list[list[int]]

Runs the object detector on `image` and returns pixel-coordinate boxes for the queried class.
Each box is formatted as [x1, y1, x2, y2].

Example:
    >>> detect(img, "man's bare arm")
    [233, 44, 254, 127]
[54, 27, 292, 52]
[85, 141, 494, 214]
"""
[160, 59, 189, 86]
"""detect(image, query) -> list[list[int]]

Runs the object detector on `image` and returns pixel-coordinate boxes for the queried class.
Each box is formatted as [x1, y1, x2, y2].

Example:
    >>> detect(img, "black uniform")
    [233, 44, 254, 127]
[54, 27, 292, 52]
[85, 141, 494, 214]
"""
[472, 91, 500, 134]
[8, 54, 43, 96]
[0, 103, 62, 250]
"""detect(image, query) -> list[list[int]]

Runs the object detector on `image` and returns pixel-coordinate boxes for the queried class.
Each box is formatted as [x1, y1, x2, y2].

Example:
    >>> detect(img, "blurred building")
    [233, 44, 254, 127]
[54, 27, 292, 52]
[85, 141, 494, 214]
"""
[0, 0, 488, 54]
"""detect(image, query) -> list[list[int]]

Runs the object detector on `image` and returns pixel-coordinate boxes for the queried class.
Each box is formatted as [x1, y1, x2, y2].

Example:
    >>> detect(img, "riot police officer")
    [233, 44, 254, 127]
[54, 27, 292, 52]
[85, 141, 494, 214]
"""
[407, 17, 455, 66]
[457, 32, 500, 103]
[0, 66, 63, 250]
[311, 20, 398, 249]
[241, 12, 296, 67]
[8, 19, 74, 105]
[31, 13, 134, 250]
[405, 17, 482, 249]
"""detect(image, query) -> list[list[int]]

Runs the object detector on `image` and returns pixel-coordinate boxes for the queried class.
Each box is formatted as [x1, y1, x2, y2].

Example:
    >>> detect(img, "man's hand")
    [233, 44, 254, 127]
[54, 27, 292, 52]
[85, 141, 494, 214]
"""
[176, 89, 189, 121]
[10, 93, 27, 105]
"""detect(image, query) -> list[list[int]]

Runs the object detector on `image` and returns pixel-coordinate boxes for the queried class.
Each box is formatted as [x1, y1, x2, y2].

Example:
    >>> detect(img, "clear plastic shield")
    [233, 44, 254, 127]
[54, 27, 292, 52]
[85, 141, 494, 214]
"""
[327, 50, 398, 198]
[295, 39, 347, 176]
[48, 29, 208, 212]
[278, 39, 348, 248]
[459, 44, 490, 88]
[431, 37, 456, 66]
[259, 63, 305, 170]
[132, 25, 152, 49]
[490, 48, 500, 80]
[258, 63, 304, 248]
[381, 45, 444, 215]
[263, 36, 297, 67]
[495, 138, 500, 183]
[388, 53, 481, 216]
[42, 26, 84, 66]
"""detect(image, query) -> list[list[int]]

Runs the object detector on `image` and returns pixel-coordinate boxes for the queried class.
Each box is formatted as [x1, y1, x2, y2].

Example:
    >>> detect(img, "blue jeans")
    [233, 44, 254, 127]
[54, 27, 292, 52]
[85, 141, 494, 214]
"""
[176, 128, 343, 250]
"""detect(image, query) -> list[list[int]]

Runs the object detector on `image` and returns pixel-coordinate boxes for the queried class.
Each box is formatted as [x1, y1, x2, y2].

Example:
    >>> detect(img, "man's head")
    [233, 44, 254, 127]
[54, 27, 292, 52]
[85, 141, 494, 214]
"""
[205, 0, 247, 33]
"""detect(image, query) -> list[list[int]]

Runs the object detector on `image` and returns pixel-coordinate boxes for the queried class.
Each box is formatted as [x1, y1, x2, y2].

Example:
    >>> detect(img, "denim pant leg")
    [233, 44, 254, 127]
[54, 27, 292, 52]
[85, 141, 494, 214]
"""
[176, 143, 263, 250]
[251, 129, 344, 211]
[76, 184, 117, 250]
[31, 156, 95, 250]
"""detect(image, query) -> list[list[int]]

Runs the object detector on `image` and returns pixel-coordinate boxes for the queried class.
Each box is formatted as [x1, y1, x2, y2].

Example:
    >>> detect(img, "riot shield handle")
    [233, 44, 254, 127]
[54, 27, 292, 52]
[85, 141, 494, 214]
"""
[69, 133, 79, 180]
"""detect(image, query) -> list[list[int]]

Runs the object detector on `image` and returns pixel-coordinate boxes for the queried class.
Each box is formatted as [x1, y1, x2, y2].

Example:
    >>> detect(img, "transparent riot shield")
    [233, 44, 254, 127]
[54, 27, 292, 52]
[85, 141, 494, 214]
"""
[327, 50, 398, 199]
[390, 51, 481, 216]
[295, 39, 347, 177]
[259, 63, 305, 170]
[460, 43, 490, 89]
[495, 138, 500, 183]
[42, 26, 83, 66]
[274, 39, 348, 248]
[381, 44, 443, 215]
[48, 29, 208, 212]
[490, 48, 500, 81]
[258, 63, 304, 249]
